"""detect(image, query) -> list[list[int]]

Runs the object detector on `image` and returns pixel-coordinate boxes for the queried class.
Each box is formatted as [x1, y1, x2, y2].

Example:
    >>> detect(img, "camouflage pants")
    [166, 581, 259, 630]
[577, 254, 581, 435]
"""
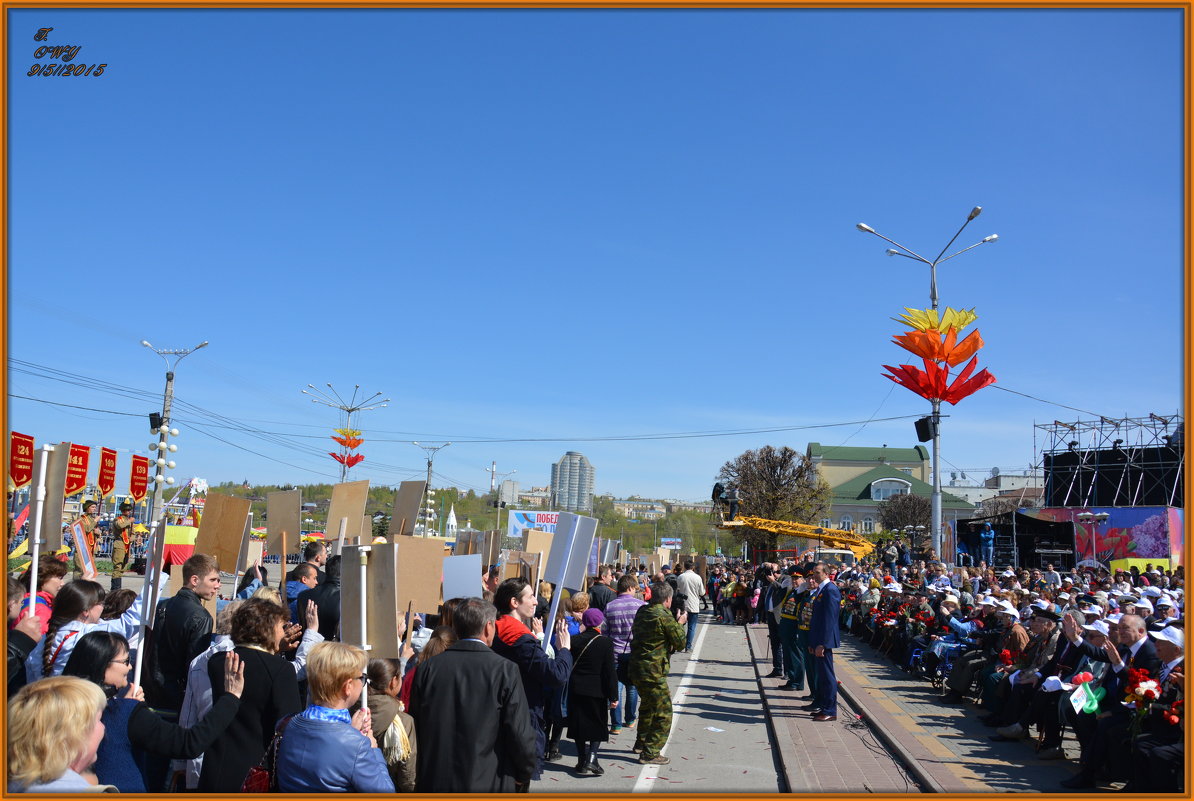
[111, 540, 130, 579]
[633, 679, 671, 758]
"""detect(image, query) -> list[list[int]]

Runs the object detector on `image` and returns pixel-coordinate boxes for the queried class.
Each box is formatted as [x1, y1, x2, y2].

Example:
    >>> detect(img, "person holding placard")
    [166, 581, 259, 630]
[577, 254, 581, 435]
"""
[492, 577, 572, 781]
[71, 501, 100, 579]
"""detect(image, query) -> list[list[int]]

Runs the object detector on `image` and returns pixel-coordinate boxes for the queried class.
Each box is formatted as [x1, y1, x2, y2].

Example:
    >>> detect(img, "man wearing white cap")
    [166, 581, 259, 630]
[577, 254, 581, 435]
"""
[1122, 625, 1184, 792]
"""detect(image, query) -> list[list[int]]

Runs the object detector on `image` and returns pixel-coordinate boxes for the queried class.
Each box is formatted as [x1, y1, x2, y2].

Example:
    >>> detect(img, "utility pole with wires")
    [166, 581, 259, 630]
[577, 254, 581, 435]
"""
[412, 441, 450, 536]
[302, 384, 390, 482]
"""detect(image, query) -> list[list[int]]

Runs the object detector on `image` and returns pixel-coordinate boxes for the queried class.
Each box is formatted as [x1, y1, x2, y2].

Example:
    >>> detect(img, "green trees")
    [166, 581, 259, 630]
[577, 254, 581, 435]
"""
[716, 445, 832, 554]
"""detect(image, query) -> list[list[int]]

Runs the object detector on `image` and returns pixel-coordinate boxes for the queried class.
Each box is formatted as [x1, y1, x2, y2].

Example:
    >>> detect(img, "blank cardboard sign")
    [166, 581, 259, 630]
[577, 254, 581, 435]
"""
[389, 480, 426, 538]
[326, 480, 370, 555]
[524, 529, 554, 565]
[341, 543, 401, 658]
[443, 554, 482, 600]
[266, 490, 301, 560]
[395, 537, 443, 614]
[193, 493, 252, 572]
[35, 445, 70, 552]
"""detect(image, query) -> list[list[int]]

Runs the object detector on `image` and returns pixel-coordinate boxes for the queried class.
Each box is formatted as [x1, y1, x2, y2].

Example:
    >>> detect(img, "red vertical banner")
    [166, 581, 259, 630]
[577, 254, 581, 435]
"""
[129, 455, 150, 503]
[9, 432, 34, 489]
[98, 448, 118, 498]
[64, 443, 90, 497]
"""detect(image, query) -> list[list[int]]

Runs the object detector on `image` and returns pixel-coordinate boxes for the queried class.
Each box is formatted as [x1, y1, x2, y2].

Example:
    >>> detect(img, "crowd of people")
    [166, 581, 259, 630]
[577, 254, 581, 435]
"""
[832, 557, 1185, 791]
[5, 539, 714, 793]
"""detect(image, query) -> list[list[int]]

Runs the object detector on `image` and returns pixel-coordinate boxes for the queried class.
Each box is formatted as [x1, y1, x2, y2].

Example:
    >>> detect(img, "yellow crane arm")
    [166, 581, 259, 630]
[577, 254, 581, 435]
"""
[720, 515, 875, 559]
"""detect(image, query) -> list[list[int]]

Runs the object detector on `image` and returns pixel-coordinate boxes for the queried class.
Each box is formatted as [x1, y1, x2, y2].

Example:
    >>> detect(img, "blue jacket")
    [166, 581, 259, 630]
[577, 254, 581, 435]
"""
[807, 581, 842, 650]
[979, 526, 995, 544]
[285, 581, 308, 622]
[275, 715, 394, 793]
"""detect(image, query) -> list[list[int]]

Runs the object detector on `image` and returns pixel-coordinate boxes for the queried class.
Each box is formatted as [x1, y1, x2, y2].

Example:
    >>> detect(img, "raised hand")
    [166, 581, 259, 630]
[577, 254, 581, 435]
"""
[224, 652, 246, 698]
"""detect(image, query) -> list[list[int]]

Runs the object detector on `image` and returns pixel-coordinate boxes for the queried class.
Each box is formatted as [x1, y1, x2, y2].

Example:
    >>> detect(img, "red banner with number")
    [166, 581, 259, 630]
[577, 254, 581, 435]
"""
[129, 455, 150, 503]
[9, 432, 34, 489]
[98, 448, 118, 498]
[64, 443, 90, 497]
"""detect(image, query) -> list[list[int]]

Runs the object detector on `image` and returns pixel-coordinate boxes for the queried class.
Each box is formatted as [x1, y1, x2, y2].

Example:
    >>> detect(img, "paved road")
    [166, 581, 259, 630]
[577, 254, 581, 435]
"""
[532, 610, 783, 793]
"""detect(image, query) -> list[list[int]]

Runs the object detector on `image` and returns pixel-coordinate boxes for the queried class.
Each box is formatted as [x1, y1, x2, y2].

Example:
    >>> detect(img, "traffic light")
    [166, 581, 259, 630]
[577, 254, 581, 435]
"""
[491, 500, 507, 509]
[914, 416, 938, 443]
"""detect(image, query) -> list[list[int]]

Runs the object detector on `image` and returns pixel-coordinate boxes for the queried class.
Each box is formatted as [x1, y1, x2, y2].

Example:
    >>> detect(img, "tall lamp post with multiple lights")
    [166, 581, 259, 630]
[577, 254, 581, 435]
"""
[302, 384, 390, 482]
[857, 207, 998, 562]
[141, 340, 207, 525]
[412, 442, 451, 537]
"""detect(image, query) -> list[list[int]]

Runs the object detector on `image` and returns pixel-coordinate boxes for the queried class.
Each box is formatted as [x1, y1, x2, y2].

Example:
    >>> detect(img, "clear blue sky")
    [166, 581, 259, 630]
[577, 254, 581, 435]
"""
[7, 7, 1184, 503]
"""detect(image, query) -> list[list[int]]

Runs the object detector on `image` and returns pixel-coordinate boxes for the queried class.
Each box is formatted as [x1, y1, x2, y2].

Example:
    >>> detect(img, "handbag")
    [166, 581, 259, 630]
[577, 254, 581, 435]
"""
[240, 715, 295, 792]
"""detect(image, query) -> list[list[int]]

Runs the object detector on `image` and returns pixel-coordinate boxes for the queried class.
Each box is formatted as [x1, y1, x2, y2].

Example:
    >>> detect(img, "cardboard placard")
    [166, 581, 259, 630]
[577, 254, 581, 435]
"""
[656, 547, 672, 571]
[266, 489, 301, 560]
[37, 445, 70, 551]
[395, 536, 445, 613]
[545, 512, 599, 592]
[481, 530, 499, 567]
[696, 555, 709, 583]
[524, 529, 554, 563]
[600, 539, 618, 566]
[389, 480, 426, 538]
[193, 493, 252, 572]
[453, 529, 476, 555]
[443, 553, 483, 600]
[341, 544, 401, 658]
[326, 480, 370, 554]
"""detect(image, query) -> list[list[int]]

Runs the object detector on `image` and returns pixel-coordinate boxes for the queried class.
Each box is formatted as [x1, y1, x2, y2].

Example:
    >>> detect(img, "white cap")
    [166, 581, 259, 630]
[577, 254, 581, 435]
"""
[1032, 599, 1050, 610]
[1135, 598, 1155, 614]
[980, 597, 998, 606]
[1079, 605, 1103, 617]
[1143, 586, 1164, 598]
[1106, 613, 1124, 624]
[1081, 619, 1111, 637]
[1156, 595, 1175, 608]
[1058, 592, 1072, 601]
[998, 600, 1020, 619]
[1001, 569, 1016, 577]
[884, 581, 902, 592]
[942, 595, 960, 606]
[1152, 626, 1184, 649]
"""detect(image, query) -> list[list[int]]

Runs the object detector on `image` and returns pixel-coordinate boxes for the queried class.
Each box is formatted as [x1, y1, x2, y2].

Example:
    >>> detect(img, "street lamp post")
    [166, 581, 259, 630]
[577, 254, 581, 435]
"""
[412, 442, 451, 537]
[486, 466, 517, 538]
[856, 207, 998, 563]
[1075, 511, 1111, 567]
[301, 384, 390, 482]
[141, 339, 208, 525]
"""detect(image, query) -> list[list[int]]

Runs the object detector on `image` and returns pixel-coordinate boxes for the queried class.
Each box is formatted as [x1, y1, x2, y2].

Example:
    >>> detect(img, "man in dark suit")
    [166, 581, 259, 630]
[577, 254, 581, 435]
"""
[1061, 613, 1163, 789]
[410, 597, 538, 793]
[806, 562, 842, 721]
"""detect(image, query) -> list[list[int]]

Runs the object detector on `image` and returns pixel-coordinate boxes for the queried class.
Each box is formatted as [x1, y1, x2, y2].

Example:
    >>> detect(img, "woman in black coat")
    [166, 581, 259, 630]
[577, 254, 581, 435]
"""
[198, 598, 303, 792]
[567, 608, 618, 776]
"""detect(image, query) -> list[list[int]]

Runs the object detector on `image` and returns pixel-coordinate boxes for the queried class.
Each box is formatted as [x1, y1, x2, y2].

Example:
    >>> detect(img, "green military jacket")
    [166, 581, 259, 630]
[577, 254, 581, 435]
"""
[628, 602, 686, 685]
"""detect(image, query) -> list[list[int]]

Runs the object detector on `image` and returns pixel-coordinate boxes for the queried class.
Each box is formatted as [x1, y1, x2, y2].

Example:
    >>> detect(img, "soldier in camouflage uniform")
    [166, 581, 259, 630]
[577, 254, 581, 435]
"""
[627, 582, 687, 765]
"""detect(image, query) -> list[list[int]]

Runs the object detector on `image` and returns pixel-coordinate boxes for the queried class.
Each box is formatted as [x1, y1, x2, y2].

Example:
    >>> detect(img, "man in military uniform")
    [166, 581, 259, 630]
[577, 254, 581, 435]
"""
[72, 500, 100, 579]
[628, 581, 687, 765]
[110, 501, 139, 590]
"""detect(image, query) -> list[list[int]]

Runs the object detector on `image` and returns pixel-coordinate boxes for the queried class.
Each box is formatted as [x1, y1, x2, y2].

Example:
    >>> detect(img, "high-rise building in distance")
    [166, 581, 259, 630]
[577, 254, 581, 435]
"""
[550, 451, 595, 512]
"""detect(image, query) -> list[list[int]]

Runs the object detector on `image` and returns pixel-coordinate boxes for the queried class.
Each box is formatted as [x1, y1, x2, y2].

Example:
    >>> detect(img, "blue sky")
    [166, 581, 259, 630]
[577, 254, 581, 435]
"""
[7, 7, 1184, 503]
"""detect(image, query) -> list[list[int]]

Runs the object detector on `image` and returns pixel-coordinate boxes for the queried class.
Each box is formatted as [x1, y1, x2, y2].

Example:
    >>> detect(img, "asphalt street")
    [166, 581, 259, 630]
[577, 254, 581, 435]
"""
[532, 609, 783, 793]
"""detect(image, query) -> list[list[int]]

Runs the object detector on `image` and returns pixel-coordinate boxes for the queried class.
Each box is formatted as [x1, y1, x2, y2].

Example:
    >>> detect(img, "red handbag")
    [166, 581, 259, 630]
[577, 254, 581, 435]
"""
[240, 715, 294, 793]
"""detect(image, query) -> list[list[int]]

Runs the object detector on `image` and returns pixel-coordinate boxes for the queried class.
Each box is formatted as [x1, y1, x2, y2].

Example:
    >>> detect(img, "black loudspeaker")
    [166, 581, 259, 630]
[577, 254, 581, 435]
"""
[149, 412, 163, 432]
[914, 416, 937, 443]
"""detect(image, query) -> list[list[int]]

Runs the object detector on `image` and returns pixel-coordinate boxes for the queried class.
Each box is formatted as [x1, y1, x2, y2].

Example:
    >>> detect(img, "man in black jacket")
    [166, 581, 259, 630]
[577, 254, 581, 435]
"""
[588, 565, 616, 612]
[1060, 613, 1163, 788]
[148, 553, 221, 711]
[297, 554, 341, 640]
[411, 597, 537, 792]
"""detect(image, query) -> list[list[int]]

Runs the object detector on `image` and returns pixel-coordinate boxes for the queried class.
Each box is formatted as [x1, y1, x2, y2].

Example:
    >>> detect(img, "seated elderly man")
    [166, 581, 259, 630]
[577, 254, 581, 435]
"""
[1124, 625, 1184, 792]
[990, 610, 1091, 754]
[941, 598, 1019, 704]
[1060, 613, 1164, 789]
[982, 606, 1062, 729]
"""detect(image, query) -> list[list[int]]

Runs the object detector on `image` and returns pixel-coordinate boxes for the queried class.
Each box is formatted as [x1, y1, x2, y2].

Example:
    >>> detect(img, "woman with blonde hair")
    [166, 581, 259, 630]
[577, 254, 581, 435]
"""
[275, 642, 394, 792]
[8, 675, 113, 792]
[366, 657, 417, 792]
[251, 584, 283, 606]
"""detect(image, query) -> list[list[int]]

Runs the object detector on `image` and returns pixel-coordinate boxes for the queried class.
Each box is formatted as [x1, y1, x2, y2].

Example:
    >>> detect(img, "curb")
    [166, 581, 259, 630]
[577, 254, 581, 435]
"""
[742, 623, 793, 793]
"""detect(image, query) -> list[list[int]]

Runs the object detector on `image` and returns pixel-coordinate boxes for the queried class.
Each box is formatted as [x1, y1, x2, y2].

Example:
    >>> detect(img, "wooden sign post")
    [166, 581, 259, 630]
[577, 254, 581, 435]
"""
[342, 543, 400, 659]
[194, 493, 252, 573]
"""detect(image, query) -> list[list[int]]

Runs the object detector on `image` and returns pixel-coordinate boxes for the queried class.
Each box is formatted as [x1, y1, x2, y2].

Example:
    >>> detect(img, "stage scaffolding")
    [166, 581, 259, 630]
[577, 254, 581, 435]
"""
[1035, 413, 1184, 508]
